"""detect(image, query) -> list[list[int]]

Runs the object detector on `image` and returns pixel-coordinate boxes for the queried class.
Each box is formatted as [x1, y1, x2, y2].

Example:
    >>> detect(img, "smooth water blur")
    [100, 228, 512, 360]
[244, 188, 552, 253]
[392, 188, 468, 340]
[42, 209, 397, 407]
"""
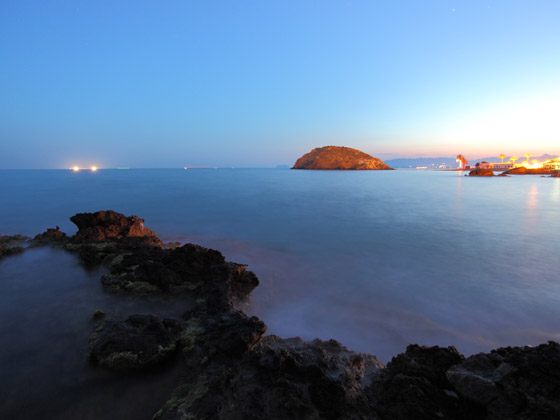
[0, 247, 191, 419]
[1, 168, 559, 370]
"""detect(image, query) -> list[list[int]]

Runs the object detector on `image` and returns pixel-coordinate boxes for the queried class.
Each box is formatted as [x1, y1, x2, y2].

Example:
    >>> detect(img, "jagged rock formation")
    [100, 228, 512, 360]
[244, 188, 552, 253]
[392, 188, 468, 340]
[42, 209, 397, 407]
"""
[32, 211, 259, 310]
[292, 146, 393, 170]
[5, 211, 560, 419]
[89, 314, 181, 371]
[70, 210, 163, 246]
[469, 168, 495, 176]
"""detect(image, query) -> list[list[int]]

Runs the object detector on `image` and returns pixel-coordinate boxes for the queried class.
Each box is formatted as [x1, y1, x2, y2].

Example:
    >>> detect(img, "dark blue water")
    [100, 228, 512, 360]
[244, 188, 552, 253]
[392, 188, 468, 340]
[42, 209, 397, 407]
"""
[1, 169, 559, 402]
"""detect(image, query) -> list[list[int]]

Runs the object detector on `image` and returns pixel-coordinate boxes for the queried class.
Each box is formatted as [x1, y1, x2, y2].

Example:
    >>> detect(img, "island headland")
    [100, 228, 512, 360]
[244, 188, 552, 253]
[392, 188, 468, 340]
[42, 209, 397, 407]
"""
[2, 210, 560, 420]
[292, 146, 393, 170]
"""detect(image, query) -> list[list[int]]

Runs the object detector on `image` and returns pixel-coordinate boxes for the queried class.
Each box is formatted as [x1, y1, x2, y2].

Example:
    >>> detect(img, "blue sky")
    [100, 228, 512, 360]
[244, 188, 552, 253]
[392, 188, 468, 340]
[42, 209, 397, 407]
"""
[1, 1, 559, 168]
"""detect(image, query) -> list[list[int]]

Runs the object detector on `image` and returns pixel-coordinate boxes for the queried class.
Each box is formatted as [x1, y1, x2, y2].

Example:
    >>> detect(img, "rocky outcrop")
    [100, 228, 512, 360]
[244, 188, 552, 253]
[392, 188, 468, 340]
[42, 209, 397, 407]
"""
[5, 212, 560, 419]
[31, 211, 259, 310]
[551, 171, 560, 178]
[89, 314, 181, 371]
[292, 146, 393, 170]
[504, 167, 557, 175]
[70, 210, 162, 246]
[0, 234, 27, 259]
[469, 168, 495, 176]
[447, 342, 560, 419]
[155, 333, 384, 420]
[33, 226, 67, 244]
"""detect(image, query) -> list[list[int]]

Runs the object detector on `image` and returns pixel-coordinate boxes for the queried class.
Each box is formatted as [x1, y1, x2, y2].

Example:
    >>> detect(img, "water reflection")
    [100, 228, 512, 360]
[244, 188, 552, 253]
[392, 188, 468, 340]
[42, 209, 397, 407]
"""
[524, 183, 539, 233]
[0, 249, 190, 419]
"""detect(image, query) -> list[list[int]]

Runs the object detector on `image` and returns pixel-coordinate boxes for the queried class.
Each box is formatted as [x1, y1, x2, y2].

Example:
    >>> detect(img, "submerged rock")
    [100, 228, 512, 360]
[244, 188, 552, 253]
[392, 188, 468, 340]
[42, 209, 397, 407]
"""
[292, 146, 393, 170]
[89, 314, 181, 371]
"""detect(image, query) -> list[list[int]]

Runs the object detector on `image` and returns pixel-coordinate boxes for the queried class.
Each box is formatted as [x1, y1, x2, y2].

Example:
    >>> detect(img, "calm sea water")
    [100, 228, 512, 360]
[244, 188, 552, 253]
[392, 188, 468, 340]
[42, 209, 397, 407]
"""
[1, 168, 559, 417]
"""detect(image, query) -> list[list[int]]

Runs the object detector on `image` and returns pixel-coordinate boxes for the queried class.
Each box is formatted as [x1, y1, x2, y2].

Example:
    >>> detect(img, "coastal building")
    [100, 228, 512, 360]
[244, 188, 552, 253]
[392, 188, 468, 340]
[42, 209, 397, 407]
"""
[543, 159, 560, 170]
[490, 162, 514, 170]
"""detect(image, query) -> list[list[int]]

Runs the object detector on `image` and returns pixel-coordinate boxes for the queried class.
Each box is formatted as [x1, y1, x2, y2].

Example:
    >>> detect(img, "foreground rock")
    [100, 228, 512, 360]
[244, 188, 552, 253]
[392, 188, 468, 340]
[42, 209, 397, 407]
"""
[70, 210, 163, 246]
[0, 234, 27, 259]
[469, 168, 495, 176]
[32, 210, 259, 310]
[9, 211, 560, 419]
[447, 342, 560, 419]
[89, 314, 181, 371]
[156, 333, 384, 420]
[292, 146, 393, 170]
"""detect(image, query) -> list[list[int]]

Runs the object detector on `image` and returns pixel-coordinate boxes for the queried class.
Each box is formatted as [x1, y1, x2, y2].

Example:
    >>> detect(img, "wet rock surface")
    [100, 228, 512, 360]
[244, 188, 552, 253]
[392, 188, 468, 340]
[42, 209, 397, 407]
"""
[0, 234, 27, 259]
[155, 334, 384, 420]
[5, 211, 560, 419]
[89, 314, 181, 371]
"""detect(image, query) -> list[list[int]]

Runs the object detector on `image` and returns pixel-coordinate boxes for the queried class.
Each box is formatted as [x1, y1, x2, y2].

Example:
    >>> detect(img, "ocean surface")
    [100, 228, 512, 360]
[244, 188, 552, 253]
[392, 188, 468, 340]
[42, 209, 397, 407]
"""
[1, 168, 560, 417]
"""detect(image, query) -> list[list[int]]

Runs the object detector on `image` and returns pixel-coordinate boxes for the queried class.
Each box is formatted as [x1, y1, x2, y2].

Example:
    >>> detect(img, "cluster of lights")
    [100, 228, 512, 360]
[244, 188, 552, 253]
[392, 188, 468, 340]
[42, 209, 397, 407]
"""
[71, 166, 98, 172]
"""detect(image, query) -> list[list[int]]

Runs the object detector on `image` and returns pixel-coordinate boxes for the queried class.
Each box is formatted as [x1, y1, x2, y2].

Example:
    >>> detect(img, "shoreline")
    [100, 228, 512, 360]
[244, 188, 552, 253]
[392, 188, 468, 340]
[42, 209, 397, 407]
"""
[2, 211, 560, 419]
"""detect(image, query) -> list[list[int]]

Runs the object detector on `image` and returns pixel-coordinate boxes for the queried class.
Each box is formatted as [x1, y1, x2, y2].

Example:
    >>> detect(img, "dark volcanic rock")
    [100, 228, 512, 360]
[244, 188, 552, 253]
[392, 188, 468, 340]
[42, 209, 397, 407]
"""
[551, 171, 560, 177]
[292, 146, 393, 170]
[33, 226, 67, 244]
[8, 211, 560, 420]
[469, 168, 495, 176]
[447, 342, 560, 419]
[0, 234, 27, 258]
[156, 334, 383, 420]
[369, 344, 482, 420]
[70, 210, 163, 246]
[89, 314, 180, 371]
[101, 243, 259, 309]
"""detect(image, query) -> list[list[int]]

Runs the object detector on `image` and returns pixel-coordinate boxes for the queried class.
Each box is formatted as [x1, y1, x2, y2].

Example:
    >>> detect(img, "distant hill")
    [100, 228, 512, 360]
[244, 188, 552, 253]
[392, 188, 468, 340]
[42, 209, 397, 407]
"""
[292, 146, 393, 170]
[385, 158, 458, 169]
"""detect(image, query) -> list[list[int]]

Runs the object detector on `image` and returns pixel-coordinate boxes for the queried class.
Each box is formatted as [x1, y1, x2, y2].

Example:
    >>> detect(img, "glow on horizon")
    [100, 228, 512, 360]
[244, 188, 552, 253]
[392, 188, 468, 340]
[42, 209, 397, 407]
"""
[434, 90, 560, 157]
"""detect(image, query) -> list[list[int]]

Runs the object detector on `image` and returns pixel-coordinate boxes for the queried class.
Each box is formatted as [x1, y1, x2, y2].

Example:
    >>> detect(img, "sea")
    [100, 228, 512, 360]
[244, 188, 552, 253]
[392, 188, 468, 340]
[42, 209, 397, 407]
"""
[1, 168, 559, 418]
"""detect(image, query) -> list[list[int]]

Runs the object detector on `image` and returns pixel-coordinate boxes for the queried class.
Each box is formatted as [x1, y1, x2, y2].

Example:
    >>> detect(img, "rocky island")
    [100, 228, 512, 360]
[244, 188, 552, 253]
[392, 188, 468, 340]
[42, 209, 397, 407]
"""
[3, 210, 560, 420]
[292, 146, 393, 170]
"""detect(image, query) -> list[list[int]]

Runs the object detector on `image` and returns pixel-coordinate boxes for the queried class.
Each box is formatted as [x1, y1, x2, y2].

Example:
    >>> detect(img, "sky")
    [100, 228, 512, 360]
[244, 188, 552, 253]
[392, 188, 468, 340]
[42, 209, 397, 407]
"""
[1, 1, 559, 168]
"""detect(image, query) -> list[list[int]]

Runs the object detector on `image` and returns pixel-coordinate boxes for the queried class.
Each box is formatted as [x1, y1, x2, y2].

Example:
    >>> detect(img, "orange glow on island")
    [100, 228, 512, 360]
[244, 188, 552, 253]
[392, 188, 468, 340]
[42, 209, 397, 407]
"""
[91, 166, 98, 172]
[72, 166, 80, 172]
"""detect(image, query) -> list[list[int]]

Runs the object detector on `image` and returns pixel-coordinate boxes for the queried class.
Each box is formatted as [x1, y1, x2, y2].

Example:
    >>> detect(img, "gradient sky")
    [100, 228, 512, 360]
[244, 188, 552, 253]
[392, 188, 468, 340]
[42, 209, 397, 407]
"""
[1, 1, 559, 168]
